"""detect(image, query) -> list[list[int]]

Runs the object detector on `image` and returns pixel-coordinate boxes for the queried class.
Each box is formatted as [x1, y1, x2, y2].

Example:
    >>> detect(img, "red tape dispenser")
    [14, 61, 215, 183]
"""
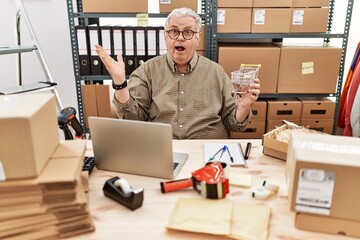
[160, 162, 229, 199]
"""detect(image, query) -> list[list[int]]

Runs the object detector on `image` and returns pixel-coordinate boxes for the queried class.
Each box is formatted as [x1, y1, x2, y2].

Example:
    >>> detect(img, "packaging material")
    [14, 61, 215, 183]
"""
[266, 119, 301, 132]
[218, 0, 253, 7]
[0, 94, 59, 180]
[292, 0, 329, 7]
[217, 8, 252, 33]
[295, 212, 360, 238]
[218, 44, 280, 93]
[251, 8, 292, 33]
[298, 97, 335, 119]
[277, 44, 342, 93]
[287, 133, 360, 222]
[300, 119, 334, 134]
[159, 0, 198, 13]
[262, 122, 326, 160]
[83, 0, 148, 13]
[267, 99, 302, 120]
[290, 8, 329, 33]
[231, 120, 266, 139]
[253, 0, 292, 7]
[251, 100, 267, 120]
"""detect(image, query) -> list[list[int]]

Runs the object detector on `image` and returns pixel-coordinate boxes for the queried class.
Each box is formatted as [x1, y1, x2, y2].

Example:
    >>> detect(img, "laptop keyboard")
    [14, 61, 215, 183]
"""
[173, 162, 179, 170]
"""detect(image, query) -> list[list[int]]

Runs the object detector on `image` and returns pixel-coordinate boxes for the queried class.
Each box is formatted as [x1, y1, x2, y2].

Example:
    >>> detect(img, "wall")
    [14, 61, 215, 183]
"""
[0, 0, 359, 116]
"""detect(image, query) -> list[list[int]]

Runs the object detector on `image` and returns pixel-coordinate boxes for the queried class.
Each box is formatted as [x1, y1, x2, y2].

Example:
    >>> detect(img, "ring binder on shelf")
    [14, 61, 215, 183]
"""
[100, 26, 112, 76]
[135, 27, 147, 68]
[88, 25, 102, 75]
[123, 27, 136, 76]
[76, 26, 91, 75]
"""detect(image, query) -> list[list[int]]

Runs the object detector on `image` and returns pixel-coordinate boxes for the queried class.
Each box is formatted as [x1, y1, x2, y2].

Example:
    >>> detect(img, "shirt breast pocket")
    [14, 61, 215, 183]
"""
[192, 89, 215, 116]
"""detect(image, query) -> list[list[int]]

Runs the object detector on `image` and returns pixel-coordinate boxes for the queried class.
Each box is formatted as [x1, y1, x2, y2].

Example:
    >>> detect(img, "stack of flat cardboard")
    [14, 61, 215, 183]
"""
[0, 140, 94, 239]
[0, 94, 94, 239]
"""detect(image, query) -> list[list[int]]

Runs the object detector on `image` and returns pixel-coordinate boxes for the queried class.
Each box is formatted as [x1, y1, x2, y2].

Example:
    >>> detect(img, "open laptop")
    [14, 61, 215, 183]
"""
[88, 117, 188, 179]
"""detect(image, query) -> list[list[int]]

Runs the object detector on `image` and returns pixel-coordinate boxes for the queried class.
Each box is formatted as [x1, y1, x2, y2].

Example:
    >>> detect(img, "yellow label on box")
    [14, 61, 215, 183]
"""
[137, 13, 148, 26]
[302, 62, 314, 75]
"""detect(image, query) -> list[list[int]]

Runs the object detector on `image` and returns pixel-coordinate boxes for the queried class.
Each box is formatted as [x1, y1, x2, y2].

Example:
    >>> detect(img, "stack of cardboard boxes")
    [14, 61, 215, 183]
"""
[0, 94, 94, 239]
[217, 0, 329, 33]
[299, 97, 336, 134]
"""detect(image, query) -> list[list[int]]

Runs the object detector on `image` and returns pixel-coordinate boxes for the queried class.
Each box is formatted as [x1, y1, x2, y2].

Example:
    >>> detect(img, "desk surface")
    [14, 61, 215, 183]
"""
[71, 139, 356, 240]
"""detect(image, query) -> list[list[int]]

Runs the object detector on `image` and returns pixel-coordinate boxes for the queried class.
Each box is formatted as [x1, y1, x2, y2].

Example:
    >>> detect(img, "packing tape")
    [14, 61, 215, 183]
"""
[262, 179, 280, 192]
[114, 178, 132, 196]
[251, 185, 272, 200]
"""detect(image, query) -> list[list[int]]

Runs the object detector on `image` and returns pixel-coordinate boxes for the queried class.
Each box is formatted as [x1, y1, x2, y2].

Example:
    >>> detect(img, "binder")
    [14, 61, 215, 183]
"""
[135, 27, 147, 68]
[100, 26, 112, 76]
[158, 27, 167, 55]
[112, 26, 124, 62]
[75, 26, 90, 75]
[123, 27, 136, 75]
[146, 27, 158, 60]
[88, 25, 102, 75]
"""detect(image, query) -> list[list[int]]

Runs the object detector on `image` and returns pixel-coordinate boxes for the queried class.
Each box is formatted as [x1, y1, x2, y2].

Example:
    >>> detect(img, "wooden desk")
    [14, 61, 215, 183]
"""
[71, 139, 356, 240]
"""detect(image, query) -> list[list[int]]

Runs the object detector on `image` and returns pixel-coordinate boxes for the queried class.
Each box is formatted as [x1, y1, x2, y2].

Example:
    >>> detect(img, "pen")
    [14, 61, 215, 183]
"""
[225, 146, 234, 163]
[208, 146, 224, 161]
[244, 142, 252, 160]
[218, 145, 227, 161]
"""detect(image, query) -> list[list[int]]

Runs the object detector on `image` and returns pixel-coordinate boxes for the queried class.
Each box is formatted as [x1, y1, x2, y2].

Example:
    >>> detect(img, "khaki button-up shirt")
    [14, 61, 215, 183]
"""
[113, 53, 252, 139]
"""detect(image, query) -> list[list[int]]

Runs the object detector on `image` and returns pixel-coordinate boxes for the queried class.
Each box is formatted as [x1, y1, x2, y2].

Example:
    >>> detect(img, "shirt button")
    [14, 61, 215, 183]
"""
[180, 91, 184, 94]
[180, 108, 183, 111]
[179, 125, 183, 128]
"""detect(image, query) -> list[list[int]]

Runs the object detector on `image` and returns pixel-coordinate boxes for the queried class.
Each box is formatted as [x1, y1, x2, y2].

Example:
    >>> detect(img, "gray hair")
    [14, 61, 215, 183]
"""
[164, 7, 202, 32]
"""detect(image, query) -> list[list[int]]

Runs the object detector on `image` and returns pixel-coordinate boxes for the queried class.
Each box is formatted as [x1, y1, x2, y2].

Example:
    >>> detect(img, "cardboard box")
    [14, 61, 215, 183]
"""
[287, 133, 360, 222]
[262, 124, 288, 160]
[292, 0, 329, 7]
[218, 44, 280, 93]
[252, 8, 292, 33]
[82, 84, 98, 129]
[159, 0, 198, 13]
[290, 8, 329, 33]
[251, 100, 267, 120]
[277, 44, 342, 93]
[218, 0, 253, 7]
[300, 119, 334, 134]
[253, 0, 292, 7]
[298, 97, 336, 119]
[82, 83, 116, 128]
[95, 83, 116, 118]
[217, 8, 252, 33]
[231, 120, 265, 139]
[83, 0, 148, 13]
[296, 213, 360, 238]
[266, 119, 300, 132]
[267, 99, 302, 120]
[0, 94, 60, 180]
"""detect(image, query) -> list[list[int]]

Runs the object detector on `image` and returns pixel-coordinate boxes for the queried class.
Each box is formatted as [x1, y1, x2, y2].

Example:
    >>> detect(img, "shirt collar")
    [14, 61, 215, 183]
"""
[166, 52, 199, 73]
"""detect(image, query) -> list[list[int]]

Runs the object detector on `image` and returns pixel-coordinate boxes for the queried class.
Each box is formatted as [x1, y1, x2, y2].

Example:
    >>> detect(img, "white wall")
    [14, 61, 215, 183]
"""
[1, 0, 76, 111]
[1, 0, 359, 114]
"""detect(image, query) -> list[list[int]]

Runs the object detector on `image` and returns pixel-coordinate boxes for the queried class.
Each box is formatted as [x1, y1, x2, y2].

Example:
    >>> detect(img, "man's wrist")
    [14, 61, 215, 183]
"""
[112, 80, 127, 90]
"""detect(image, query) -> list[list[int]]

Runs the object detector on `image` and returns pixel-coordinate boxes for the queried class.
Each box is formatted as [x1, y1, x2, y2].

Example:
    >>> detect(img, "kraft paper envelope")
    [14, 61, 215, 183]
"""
[167, 198, 271, 240]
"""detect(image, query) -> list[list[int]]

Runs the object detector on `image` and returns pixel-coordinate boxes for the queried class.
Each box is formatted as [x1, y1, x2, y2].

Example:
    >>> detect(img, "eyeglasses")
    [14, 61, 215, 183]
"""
[166, 29, 199, 40]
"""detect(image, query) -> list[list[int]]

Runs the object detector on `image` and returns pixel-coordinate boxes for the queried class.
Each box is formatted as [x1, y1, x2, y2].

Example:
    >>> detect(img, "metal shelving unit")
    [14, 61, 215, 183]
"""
[0, 0, 63, 110]
[66, 0, 212, 128]
[209, 0, 354, 134]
